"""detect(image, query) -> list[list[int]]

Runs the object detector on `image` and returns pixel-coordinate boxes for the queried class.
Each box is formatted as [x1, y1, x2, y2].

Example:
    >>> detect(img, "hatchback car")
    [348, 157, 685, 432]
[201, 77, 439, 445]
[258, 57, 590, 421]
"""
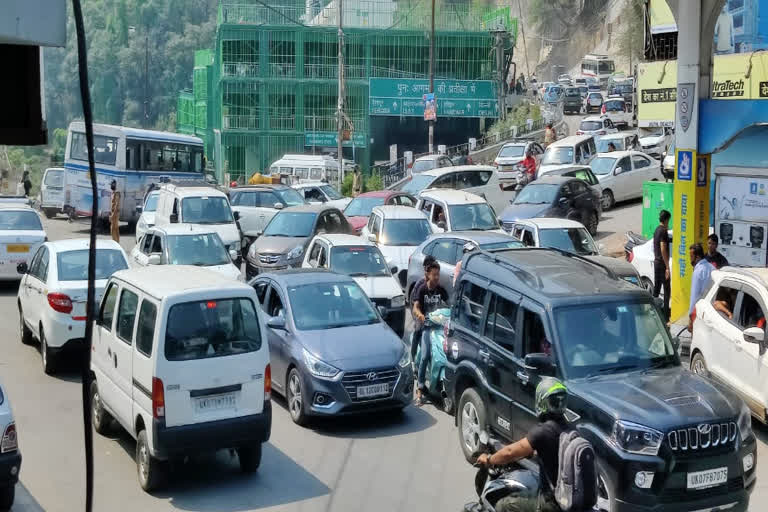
[601, 96, 632, 129]
[416, 190, 503, 234]
[0, 206, 46, 282]
[343, 191, 417, 234]
[250, 270, 413, 425]
[589, 151, 663, 209]
[585, 92, 603, 113]
[639, 127, 673, 160]
[0, 379, 20, 510]
[576, 115, 617, 137]
[563, 86, 583, 114]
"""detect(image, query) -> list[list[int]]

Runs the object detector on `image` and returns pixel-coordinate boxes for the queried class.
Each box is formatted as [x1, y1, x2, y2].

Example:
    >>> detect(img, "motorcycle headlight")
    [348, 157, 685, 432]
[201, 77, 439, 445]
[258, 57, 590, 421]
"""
[398, 346, 411, 368]
[287, 245, 304, 260]
[611, 420, 663, 456]
[739, 402, 753, 441]
[302, 348, 340, 379]
[391, 295, 405, 308]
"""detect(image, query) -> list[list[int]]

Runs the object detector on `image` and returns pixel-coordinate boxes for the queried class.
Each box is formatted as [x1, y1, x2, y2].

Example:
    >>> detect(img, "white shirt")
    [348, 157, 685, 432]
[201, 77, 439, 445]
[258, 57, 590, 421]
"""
[689, 258, 715, 316]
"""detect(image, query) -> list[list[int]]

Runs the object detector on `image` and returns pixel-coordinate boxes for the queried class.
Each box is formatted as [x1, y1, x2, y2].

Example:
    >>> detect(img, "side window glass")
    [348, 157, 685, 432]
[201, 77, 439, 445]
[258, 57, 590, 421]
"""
[266, 287, 285, 318]
[372, 214, 382, 235]
[484, 294, 518, 351]
[477, 171, 492, 185]
[308, 242, 322, 266]
[150, 235, 162, 254]
[141, 234, 153, 254]
[633, 156, 650, 169]
[264, 192, 281, 208]
[398, 195, 415, 207]
[99, 283, 119, 330]
[455, 281, 487, 331]
[432, 204, 445, 224]
[135, 300, 157, 357]
[116, 289, 139, 344]
[512, 226, 524, 239]
[618, 157, 632, 173]
[522, 230, 535, 247]
[420, 201, 433, 216]
[432, 239, 458, 264]
[522, 308, 550, 357]
[588, 139, 597, 155]
[327, 213, 343, 233]
[432, 174, 454, 189]
[561, 184, 572, 198]
[38, 247, 50, 282]
[318, 245, 328, 267]
[253, 281, 269, 305]
[737, 289, 766, 329]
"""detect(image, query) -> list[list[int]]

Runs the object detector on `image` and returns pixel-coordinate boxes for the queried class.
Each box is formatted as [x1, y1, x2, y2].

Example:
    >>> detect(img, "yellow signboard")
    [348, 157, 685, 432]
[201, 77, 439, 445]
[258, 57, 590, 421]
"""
[637, 60, 677, 127]
[649, 0, 677, 34]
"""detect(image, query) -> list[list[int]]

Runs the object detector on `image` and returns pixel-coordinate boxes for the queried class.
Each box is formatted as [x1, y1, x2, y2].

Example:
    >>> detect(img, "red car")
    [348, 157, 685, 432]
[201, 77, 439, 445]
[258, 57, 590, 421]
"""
[343, 190, 417, 233]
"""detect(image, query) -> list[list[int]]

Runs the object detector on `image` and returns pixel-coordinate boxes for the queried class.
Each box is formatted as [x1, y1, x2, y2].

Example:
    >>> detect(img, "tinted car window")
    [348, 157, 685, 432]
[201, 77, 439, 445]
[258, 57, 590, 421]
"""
[136, 300, 157, 357]
[455, 281, 487, 331]
[99, 283, 119, 330]
[432, 239, 459, 264]
[117, 289, 139, 344]
[485, 294, 518, 351]
[632, 155, 651, 169]
[57, 249, 128, 281]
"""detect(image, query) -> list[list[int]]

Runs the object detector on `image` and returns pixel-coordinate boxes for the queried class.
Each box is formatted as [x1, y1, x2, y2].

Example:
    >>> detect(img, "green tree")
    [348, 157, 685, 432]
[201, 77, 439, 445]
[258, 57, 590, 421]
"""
[616, 0, 644, 69]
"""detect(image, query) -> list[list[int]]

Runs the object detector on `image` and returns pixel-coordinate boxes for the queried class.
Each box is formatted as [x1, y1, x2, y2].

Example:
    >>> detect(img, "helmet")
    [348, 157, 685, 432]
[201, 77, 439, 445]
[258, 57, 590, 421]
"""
[535, 377, 567, 419]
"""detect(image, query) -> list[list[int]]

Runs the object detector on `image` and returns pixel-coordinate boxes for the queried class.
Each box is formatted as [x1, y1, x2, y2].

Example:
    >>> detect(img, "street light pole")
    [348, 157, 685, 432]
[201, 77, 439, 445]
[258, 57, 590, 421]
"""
[428, 0, 435, 154]
[337, 0, 345, 189]
[144, 33, 149, 128]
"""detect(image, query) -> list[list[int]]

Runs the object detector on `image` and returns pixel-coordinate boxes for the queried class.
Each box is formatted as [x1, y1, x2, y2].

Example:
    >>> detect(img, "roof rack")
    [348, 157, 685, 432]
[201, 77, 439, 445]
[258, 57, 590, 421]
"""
[465, 247, 544, 290]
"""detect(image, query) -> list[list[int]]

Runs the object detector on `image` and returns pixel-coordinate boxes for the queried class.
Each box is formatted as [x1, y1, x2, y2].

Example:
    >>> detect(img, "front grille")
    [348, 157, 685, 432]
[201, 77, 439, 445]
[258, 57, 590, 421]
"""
[659, 477, 743, 503]
[259, 254, 281, 264]
[342, 368, 400, 403]
[502, 222, 514, 232]
[667, 422, 737, 452]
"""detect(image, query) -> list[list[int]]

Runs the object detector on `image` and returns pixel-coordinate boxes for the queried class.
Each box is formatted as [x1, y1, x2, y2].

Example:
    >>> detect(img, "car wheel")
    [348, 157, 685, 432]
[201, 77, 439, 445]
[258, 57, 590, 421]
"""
[136, 430, 165, 492]
[238, 444, 262, 474]
[640, 277, 654, 294]
[287, 368, 309, 426]
[91, 380, 113, 435]
[458, 387, 487, 463]
[18, 305, 32, 345]
[587, 211, 599, 236]
[595, 459, 618, 511]
[691, 351, 710, 378]
[43, 208, 57, 219]
[0, 484, 15, 511]
[40, 328, 56, 375]
[601, 190, 614, 210]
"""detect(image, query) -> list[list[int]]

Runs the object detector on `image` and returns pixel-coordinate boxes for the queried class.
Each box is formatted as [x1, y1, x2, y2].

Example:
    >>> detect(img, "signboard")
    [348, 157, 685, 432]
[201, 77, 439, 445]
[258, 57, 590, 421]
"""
[716, 175, 768, 223]
[305, 131, 367, 148]
[369, 78, 498, 118]
[649, 0, 677, 34]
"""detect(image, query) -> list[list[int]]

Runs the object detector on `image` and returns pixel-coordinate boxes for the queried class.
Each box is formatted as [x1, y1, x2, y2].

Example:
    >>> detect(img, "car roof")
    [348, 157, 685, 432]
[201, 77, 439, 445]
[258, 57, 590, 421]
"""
[583, 115, 608, 122]
[548, 135, 594, 147]
[715, 267, 768, 288]
[160, 185, 226, 198]
[532, 175, 574, 186]
[356, 190, 396, 198]
[420, 165, 496, 177]
[315, 233, 374, 247]
[373, 205, 428, 219]
[147, 224, 219, 236]
[260, 268, 356, 288]
[415, 154, 442, 162]
[112, 266, 252, 299]
[0, 205, 37, 212]
[428, 231, 519, 244]
[593, 150, 635, 158]
[501, 141, 528, 148]
[234, 184, 291, 191]
[46, 238, 124, 253]
[544, 166, 593, 175]
[419, 189, 486, 205]
[514, 217, 586, 229]
[281, 203, 337, 214]
[292, 181, 329, 188]
[599, 131, 635, 140]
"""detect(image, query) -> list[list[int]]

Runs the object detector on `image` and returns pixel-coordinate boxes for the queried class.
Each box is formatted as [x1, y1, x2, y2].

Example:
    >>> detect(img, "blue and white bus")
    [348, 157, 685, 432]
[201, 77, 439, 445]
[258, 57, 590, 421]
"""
[64, 122, 205, 224]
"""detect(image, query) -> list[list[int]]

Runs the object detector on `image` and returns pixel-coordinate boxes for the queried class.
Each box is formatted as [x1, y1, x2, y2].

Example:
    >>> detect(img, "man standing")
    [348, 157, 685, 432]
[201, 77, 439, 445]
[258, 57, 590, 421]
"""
[412, 261, 448, 406]
[653, 210, 671, 321]
[689, 243, 715, 332]
[705, 233, 729, 269]
[110, 179, 121, 243]
[543, 123, 556, 147]
[352, 167, 362, 197]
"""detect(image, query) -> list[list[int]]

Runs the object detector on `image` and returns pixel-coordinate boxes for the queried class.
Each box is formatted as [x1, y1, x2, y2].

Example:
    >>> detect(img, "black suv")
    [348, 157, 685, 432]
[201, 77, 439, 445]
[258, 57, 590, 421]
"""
[445, 248, 756, 512]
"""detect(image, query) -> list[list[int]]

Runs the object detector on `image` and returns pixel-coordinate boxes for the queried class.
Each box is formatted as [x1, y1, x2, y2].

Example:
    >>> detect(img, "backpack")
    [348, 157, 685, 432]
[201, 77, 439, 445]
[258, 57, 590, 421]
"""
[549, 430, 598, 512]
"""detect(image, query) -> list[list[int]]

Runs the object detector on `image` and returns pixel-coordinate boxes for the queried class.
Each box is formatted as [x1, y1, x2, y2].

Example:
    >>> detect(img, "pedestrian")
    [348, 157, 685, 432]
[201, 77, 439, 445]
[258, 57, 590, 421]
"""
[464, 148, 473, 165]
[653, 210, 672, 322]
[543, 123, 556, 147]
[110, 179, 121, 243]
[352, 167, 362, 197]
[688, 243, 715, 332]
[412, 260, 449, 406]
[705, 233, 729, 269]
[19, 171, 31, 197]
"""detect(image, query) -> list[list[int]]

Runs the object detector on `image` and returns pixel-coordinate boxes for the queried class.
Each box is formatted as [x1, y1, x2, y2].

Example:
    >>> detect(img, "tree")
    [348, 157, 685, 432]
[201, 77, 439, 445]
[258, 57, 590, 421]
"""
[616, 0, 644, 70]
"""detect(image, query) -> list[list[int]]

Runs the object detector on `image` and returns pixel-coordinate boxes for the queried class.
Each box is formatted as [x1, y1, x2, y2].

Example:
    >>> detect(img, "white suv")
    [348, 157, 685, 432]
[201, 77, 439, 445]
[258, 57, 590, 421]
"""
[0, 380, 20, 510]
[690, 267, 768, 424]
[416, 190, 503, 234]
[576, 115, 618, 137]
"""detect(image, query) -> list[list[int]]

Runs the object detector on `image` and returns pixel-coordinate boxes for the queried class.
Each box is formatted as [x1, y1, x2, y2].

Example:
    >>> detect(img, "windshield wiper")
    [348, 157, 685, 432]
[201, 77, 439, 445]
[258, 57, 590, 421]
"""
[587, 364, 639, 378]
[348, 272, 369, 277]
[642, 358, 676, 373]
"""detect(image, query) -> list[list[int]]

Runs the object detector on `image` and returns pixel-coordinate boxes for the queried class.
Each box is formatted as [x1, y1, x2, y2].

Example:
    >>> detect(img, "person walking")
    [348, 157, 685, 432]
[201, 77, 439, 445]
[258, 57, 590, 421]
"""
[653, 210, 672, 322]
[705, 233, 729, 269]
[19, 171, 32, 197]
[688, 243, 715, 332]
[544, 123, 556, 147]
[109, 179, 121, 243]
[352, 167, 362, 197]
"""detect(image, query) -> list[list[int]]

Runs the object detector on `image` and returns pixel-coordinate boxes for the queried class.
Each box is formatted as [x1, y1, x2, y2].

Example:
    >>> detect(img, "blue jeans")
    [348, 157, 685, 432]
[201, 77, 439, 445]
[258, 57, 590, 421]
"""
[417, 328, 431, 391]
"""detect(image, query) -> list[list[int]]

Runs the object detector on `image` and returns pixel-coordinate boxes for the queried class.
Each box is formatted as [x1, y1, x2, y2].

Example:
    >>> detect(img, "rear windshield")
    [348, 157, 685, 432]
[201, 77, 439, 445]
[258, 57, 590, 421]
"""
[412, 159, 437, 173]
[0, 211, 43, 231]
[57, 249, 128, 281]
[596, 138, 625, 152]
[498, 145, 525, 158]
[565, 88, 580, 97]
[580, 121, 603, 131]
[165, 298, 262, 361]
[44, 170, 64, 187]
[604, 100, 624, 111]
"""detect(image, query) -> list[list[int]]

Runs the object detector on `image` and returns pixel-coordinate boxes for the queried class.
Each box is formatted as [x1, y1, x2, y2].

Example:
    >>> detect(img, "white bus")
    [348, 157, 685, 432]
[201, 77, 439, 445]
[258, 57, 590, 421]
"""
[580, 54, 616, 87]
[64, 122, 205, 224]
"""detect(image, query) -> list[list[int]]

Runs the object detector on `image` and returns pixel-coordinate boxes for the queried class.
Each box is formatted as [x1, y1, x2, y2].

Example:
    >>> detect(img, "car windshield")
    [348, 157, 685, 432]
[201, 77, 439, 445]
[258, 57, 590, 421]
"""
[263, 212, 316, 237]
[588, 93, 602, 100]
[480, 240, 524, 250]
[498, 145, 525, 158]
[165, 298, 262, 361]
[344, 196, 385, 217]
[565, 88, 580, 97]
[412, 159, 437, 173]
[380, 219, 432, 246]
[513, 184, 558, 205]
[44, 170, 64, 187]
[167, 233, 230, 266]
[590, 157, 617, 175]
[181, 196, 233, 224]
[0, 211, 43, 231]
[617, 84, 633, 93]
[144, 193, 159, 212]
[542, 147, 574, 165]
[56, 249, 127, 281]
[604, 100, 624, 111]
[640, 127, 664, 138]
[331, 246, 390, 277]
[596, 138, 624, 152]
[288, 282, 379, 330]
[539, 228, 598, 255]
[448, 203, 499, 231]
[555, 301, 677, 379]
[274, 188, 306, 207]
[319, 185, 343, 200]
[579, 121, 603, 131]
[401, 174, 437, 195]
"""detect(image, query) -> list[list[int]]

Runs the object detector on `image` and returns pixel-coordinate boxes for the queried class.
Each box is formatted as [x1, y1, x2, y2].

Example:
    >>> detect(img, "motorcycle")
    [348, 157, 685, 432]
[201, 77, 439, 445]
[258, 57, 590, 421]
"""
[413, 308, 454, 414]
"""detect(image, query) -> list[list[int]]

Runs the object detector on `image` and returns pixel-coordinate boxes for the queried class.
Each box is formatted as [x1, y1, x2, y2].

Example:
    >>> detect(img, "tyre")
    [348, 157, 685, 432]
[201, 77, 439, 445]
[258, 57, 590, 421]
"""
[40, 328, 57, 375]
[286, 368, 308, 426]
[0, 485, 14, 511]
[595, 459, 618, 512]
[601, 190, 614, 211]
[18, 305, 32, 345]
[640, 277, 654, 294]
[136, 430, 165, 492]
[238, 444, 262, 474]
[691, 351, 710, 378]
[457, 387, 487, 463]
[587, 211, 599, 236]
[43, 208, 57, 219]
[91, 381, 113, 435]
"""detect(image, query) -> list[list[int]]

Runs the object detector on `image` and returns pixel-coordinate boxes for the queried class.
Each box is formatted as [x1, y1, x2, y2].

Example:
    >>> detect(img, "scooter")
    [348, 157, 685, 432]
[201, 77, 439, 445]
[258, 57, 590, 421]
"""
[413, 308, 454, 414]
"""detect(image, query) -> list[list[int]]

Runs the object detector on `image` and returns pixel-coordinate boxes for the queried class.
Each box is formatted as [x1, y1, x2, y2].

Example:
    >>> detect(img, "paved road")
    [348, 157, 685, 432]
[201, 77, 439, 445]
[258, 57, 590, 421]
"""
[3, 213, 767, 512]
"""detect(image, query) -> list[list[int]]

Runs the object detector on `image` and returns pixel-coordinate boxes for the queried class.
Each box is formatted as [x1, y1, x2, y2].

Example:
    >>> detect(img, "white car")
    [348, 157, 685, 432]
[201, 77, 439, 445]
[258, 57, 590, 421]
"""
[690, 266, 768, 427]
[662, 142, 675, 180]
[589, 151, 664, 210]
[638, 127, 673, 159]
[576, 115, 618, 137]
[131, 225, 242, 281]
[411, 154, 454, 174]
[302, 233, 406, 337]
[292, 182, 351, 210]
[595, 132, 639, 153]
[493, 141, 545, 189]
[628, 230, 672, 293]
[135, 190, 159, 244]
[600, 95, 632, 129]
[39, 167, 65, 219]
[361, 205, 433, 289]
[230, 184, 306, 247]
[416, 189, 503, 234]
[17, 239, 129, 374]
[0, 379, 20, 510]
[0, 206, 47, 282]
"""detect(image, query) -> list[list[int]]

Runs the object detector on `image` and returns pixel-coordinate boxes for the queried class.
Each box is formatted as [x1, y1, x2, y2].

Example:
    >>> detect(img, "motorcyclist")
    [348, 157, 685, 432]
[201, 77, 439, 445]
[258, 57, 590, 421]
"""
[413, 261, 448, 406]
[520, 148, 537, 183]
[476, 378, 570, 512]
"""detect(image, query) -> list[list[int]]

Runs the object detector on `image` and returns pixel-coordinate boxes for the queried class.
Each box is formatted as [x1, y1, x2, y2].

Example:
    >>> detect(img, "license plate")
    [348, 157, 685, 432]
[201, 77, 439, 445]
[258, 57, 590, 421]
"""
[687, 467, 728, 490]
[357, 383, 389, 399]
[194, 393, 236, 412]
[6, 244, 29, 253]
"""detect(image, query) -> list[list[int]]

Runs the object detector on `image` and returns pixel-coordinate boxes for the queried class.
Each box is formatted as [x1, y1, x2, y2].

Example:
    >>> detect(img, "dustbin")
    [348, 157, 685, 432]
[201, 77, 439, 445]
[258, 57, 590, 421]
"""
[642, 181, 674, 238]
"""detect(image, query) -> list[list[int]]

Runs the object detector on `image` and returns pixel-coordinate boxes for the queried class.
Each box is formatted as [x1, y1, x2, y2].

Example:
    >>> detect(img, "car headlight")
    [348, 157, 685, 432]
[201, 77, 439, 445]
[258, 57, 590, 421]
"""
[137, 217, 147, 230]
[248, 243, 258, 258]
[391, 295, 405, 308]
[287, 245, 304, 260]
[739, 402, 753, 441]
[612, 420, 663, 456]
[302, 348, 340, 379]
[0, 386, 4, 406]
[398, 345, 411, 368]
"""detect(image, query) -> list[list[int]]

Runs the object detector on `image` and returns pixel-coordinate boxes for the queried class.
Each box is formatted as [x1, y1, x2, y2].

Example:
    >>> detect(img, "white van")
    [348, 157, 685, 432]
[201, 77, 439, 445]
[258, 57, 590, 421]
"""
[39, 167, 66, 219]
[90, 266, 271, 491]
[153, 183, 241, 261]
[268, 154, 340, 184]
[537, 135, 597, 177]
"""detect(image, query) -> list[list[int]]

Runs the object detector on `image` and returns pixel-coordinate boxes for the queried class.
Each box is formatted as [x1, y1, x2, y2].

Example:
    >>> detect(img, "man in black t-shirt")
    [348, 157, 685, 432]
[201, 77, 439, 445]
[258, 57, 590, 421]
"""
[705, 234, 729, 269]
[409, 255, 437, 362]
[413, 260, 448, 405]
[653, 210, 672, 322]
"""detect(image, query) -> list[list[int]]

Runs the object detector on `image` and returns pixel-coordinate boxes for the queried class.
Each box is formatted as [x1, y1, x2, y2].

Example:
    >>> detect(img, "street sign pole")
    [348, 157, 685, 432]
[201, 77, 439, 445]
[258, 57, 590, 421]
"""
[337, 0, 345, 189]
[428, 0, 435, 154]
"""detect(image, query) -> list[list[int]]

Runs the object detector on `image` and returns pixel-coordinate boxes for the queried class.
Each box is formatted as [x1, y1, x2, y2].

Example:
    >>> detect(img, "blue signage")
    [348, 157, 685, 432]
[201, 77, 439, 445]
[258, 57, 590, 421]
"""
[677, 150, 693, 181]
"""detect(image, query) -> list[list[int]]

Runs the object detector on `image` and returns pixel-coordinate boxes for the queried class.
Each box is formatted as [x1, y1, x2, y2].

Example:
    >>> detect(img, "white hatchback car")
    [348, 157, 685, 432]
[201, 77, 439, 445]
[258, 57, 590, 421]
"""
[576, 115, 618, 137]
[0, 206, 46, 282]
[292, 182, 351, 210]
[589, 151, 664, 210]
[416, 189, 503, 234]
[17, 239, 129, 374]
[0, 379, 20, 510]
[135, 190, 160, 244]
[131, 225, 242, 281]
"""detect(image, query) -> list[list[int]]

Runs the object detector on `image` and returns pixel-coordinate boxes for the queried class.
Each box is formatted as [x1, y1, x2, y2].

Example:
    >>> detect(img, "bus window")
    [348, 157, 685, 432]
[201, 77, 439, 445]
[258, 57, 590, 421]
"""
[70, 133, 118, 165]
[280, 167, 292, 175]
[131, 139, 202, 173]
[270, 166, 279, 174]
[295, 167, 309, 180]
[310, 168, 323, 180]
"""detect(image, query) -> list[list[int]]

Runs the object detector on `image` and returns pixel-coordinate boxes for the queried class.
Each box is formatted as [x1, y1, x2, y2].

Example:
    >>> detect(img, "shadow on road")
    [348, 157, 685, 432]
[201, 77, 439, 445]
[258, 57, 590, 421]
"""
[0, 281, 20, 297]
[298, 402, 439, 439]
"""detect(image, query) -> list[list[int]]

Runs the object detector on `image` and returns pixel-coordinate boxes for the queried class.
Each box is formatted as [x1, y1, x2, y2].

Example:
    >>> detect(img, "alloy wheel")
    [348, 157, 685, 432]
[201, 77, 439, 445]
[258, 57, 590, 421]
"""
[288, 373, 302, 420]
[461, 401, 480, 453]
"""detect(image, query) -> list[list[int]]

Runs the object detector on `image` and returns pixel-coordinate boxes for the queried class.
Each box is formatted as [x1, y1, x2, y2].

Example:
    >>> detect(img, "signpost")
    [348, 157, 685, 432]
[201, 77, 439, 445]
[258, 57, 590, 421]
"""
[369, 78, 499, 118]
[305, 131, 367, 147]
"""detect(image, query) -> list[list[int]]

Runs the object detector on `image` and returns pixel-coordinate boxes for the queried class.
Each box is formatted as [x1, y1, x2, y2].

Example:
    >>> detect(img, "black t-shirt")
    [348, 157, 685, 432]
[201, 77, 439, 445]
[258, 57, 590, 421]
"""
[705, 251, 729, 269]
[653, 225, 669, 264]
[415, 283, 448, 318]
[527, 418, 569, 488]
[410, 278, 426, 304]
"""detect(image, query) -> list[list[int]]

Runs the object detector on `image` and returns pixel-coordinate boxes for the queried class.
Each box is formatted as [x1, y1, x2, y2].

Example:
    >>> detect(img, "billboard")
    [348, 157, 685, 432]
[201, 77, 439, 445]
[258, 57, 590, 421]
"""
[369, 78, 498, 118]
[649, 0, 677, 34]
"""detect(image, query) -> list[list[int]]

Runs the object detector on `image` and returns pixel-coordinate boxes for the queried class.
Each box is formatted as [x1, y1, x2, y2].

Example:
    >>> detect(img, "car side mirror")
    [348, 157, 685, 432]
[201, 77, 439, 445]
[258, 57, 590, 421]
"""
[744, 327, 765, 344]
[256, 230, 263, 238]
[233, 211, 241, 221]
[390, 266, 398, 275]
[170, 213, 178, 224]
[267, 315, 287, 331]
[524, 353, 555, 375]
[136, 205, 143, 214]
[368, 233, 377, 242]
[16, 262, 28, 275]
[671, 336, 681, 352]
[558, 197, 569, 207]
[148, 254, 161, 265]
[614, 168, 621, 175]
[274, 202, 284, 210]
[229, 249, 238, 261]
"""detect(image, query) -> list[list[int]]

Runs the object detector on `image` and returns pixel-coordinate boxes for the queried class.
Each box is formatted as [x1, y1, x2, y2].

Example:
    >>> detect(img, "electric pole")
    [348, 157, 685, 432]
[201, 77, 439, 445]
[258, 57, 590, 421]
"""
[144, 33, 149, 128]
[336, 0, 345, 189]
[494, 31, 506, 121]
[428, 0, 435, 154]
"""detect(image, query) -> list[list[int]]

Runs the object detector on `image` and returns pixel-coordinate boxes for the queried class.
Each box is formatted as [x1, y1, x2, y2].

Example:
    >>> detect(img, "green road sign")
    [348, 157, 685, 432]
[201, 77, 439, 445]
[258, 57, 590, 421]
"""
[305, 131, 368, 147]
[368, 78, 498, 118]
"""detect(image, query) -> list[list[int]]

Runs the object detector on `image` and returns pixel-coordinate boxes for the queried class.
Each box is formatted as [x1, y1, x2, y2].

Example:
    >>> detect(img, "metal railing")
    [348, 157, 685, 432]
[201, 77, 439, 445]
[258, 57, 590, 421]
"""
[223, 114, 260, 130]
[223, 62, 260, 78]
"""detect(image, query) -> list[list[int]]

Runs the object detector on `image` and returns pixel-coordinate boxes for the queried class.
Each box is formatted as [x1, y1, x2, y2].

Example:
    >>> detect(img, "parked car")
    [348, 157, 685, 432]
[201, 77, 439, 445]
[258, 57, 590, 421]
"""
[585, 91, 603, 112]
[626, 230, 672, 294]
[135, 190, 159, 244]
[250, 270, 413, 425]
[494, 141, 545, 190]
[131, 226, 242, 281]
[245, 204, 352, 279]
[576, 115, 618, 137]
[444, 247, 757, 512]
[39, 167, 65, 219]
[343, 191, 416, 234]
[361, 205, 433, 288]
[589, 150, 664, 209]
[292, 182, 351, 210]
[406, 231, 523, 300]
[17, 239, 129, 374]
[563, 86, 583, 114]
[302, 234, 406, 337]
[0, 379, 20, 510]
[542, 165, 603, 210]
[662, 142, 675, 180]
[538, 135, 597, 177]
[0, 206, 46, 282]
[639, 127, 673, 160]
[601, 96, 632, 129]
[230, 184, 307, 251]
[416, 190, 503, 234]
[411, 154, 454, 174]
[90, 266, 271, 490]
[596, 132, 640, 153]
[499, 176, 600, 236]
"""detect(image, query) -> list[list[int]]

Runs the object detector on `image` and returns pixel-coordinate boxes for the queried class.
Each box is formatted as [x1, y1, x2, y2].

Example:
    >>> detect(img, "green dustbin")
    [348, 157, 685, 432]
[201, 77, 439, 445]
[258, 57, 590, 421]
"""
[642, 181, 674, 239]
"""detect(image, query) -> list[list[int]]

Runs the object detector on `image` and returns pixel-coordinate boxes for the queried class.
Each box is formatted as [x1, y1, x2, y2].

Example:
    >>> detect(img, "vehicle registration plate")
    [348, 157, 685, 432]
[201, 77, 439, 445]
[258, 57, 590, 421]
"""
[357, 383, 389, 399]
[6, 244, 29, 253]
[194, 393, 236, 412]
[687, 467, 728, 490]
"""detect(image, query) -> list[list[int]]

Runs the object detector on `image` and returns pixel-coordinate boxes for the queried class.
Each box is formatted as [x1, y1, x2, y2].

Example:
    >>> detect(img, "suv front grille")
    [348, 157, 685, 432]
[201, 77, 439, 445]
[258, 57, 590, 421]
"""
[667, 422, 737, 452]
[342, 368, 400, 403]
[502, 222, 514, 232]
[258, 254, 281, 264]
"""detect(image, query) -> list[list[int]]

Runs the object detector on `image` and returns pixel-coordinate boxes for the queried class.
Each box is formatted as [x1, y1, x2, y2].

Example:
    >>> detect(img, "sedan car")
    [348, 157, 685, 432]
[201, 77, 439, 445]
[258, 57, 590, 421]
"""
[292, 182, 351, 210]
[0, 206, 46, 281]
[639, 127, 673, 160]
[250, 270, 413, 425]
[589, 150, 664, 209]
[230, 184, 306, 249]
[542, 166, 603, 211]
[0, 379, 20, 510]
[17, 239, 129, 374]
[343, 191, 416, 234]
[576, 115, 617, 137]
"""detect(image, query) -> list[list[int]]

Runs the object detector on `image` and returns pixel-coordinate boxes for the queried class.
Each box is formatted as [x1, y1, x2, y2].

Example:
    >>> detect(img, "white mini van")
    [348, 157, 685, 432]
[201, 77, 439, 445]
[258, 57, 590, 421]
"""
[90, 266, 271, 491]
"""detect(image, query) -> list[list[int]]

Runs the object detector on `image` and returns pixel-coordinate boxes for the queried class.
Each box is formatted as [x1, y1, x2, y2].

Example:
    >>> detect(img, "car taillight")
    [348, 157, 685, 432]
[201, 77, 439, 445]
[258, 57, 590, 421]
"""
[626, 250, 634, 263]
[576, 130, 583, 135]
[48, 293, 73, 314]
[691, 306, 697, 324]
[1, 423, 17, 453]
[601, 104, 606, 114]
[264, 364, 271, 401]
[152, 377, 165, 419]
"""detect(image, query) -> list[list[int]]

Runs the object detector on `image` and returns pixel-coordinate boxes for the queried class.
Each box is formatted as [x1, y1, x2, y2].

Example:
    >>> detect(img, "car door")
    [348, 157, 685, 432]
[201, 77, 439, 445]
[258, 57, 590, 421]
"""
[729, 285, 768, 417]
[304, 239, 323, 268]
[570, 181, 595, 221]
[27, 246, 50, 338]
[631, 154, 655, 197]
[430, 238, 460, 290]
[613, 156, 632, 201]
[263, 283, 290, 392]
[553, 183, 572, 217]
[231, 191, 262, 236]
[133, 233, 153, 266]
[93, 282, 120, 422]
[110, 284, 138, 429]
[699, 281, 742, 386]
[132, 296, 158, 429]
[20, 246, 44, 332]
[512, 300, 552, 435]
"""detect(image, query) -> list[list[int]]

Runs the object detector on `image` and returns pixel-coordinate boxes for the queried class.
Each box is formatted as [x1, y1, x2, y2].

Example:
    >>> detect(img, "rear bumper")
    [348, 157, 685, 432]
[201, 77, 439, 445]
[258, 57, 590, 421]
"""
[152, 402, 272, 458]
[0, 450, 21, 487]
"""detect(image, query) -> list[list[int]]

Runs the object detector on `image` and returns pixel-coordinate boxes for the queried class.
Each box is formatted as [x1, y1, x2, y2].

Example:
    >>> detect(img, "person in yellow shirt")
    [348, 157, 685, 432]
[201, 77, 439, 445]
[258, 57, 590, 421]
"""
[110, 180, 121, 243]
